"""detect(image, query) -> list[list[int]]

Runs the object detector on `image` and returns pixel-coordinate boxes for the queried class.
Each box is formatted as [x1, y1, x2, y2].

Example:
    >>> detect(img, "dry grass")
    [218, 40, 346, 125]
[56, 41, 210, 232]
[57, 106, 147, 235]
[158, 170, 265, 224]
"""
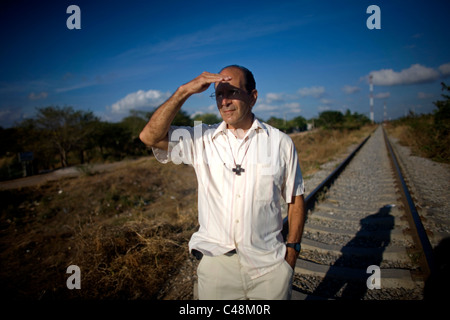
[386, 120, 450, 163]
[292, 125, 376, 178]
[0, 126, 374, 300]
[0, 158, 198, 299]
[386, 124, 421, 153]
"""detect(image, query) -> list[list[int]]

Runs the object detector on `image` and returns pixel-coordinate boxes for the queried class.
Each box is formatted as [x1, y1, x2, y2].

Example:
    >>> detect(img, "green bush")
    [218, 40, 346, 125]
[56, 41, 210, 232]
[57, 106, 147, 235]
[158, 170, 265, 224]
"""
[390, 82, 450, 163]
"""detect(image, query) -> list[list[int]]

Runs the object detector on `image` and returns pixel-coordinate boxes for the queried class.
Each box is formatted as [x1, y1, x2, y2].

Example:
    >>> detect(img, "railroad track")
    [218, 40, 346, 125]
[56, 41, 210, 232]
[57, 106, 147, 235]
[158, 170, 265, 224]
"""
[286, 125, 432, 300]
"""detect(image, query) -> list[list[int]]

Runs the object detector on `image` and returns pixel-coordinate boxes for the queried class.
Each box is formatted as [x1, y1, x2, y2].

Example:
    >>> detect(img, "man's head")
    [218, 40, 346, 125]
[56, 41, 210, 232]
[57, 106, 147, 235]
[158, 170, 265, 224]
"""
[220, 65, 256, 93]
[215, 65, 258, 130]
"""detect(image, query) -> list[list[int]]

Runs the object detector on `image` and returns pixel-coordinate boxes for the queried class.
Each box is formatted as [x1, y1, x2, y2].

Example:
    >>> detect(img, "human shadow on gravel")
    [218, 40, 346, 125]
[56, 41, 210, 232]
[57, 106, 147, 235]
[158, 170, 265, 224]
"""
[307, 204, 394, 300]
[424, 236, 450, 300]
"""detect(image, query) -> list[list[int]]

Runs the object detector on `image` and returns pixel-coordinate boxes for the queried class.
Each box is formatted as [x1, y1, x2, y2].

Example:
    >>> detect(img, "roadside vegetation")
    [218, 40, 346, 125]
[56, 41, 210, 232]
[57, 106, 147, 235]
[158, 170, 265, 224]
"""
[386, 82, 450, 164]
[0, 106, 369, 181]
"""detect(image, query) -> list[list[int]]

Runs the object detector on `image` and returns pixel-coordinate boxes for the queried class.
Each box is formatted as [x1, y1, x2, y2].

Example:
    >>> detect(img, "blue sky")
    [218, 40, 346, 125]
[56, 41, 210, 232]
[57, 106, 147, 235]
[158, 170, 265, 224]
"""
[1, 0, 449, 127]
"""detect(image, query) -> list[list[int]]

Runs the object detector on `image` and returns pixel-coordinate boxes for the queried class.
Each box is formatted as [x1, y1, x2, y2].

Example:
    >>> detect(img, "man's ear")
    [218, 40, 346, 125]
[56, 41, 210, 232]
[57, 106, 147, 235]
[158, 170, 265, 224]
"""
[250, 89, 258, 107]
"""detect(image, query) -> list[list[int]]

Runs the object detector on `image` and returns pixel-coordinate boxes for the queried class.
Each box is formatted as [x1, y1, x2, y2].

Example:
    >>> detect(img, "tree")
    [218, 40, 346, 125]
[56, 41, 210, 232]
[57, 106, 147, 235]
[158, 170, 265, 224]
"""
[266, 117, 288, 132]
[431, 82, 450, 161]
[0, 126, 20, 157]
[94, 121, 132, 160]
[433, 82, 450, 136]
[342, 109, 370, 130]
[289, 116, 307, 132]
[146, 109, 192, 127]
[316, 111, 344, 129]
[120, 114, 148, 140]
[35, 106, 99, 167]
[192, 113, 221, 125]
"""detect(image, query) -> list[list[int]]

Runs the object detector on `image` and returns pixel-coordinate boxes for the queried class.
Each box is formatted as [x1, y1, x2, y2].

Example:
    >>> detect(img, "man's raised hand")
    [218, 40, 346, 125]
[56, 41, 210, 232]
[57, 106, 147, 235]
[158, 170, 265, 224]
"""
[181, 72, 232, 96]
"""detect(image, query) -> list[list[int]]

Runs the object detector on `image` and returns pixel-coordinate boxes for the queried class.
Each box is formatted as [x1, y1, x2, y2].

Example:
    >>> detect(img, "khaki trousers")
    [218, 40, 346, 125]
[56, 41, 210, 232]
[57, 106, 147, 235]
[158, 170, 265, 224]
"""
[197, 253, 293, 300]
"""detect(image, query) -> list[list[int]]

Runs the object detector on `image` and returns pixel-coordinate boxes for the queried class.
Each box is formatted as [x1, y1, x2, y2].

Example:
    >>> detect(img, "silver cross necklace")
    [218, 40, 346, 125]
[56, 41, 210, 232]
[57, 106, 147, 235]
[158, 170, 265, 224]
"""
[225, 130, 251, 176]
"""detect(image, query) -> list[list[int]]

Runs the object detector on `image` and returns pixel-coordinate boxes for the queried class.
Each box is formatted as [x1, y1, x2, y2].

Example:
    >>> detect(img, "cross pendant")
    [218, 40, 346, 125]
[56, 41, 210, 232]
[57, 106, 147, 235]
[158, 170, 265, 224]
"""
[232, 164, 245, 175]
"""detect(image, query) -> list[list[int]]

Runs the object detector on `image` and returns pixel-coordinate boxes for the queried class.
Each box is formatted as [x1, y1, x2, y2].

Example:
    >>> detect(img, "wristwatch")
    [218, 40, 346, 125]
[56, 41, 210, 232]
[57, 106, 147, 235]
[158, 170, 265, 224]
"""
[286, 243, 301, 252]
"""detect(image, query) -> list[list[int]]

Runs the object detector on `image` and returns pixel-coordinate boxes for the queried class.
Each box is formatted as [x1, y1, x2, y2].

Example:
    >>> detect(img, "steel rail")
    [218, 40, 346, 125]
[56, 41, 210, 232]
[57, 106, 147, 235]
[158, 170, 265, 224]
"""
[282, 131, 372, 240]
[382, 126, 435, 279]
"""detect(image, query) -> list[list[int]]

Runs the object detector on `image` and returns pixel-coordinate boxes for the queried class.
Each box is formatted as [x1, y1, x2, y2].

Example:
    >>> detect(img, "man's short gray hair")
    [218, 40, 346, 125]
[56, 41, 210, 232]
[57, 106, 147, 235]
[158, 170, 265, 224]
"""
[220, 65, 256, 93]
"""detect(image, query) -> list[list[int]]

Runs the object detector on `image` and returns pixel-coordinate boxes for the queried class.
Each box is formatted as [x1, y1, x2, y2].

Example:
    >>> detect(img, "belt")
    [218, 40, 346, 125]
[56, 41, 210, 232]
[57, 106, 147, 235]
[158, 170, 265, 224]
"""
[192, 249, 237, 260]
[224, 249, 237, 256]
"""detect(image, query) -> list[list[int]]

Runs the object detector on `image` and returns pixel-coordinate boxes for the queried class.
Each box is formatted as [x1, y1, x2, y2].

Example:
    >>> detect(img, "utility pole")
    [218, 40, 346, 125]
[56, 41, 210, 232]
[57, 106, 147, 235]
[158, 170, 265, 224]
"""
[369, 74, 374, 123]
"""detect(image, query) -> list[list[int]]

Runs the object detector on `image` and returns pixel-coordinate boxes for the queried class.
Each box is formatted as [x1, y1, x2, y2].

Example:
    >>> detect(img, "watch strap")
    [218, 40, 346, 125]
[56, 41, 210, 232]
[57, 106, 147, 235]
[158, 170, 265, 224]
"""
[286, 243, 301, 252]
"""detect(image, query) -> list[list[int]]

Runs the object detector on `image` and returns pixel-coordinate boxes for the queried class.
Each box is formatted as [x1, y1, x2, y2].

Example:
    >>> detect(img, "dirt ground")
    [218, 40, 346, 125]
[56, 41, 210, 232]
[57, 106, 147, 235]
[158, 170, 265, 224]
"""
[0, 157, 200, 300]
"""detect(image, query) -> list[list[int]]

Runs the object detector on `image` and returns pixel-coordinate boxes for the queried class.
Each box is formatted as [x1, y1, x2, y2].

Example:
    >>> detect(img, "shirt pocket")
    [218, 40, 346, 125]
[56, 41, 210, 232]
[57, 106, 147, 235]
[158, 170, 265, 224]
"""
[255, 164, 277, 201]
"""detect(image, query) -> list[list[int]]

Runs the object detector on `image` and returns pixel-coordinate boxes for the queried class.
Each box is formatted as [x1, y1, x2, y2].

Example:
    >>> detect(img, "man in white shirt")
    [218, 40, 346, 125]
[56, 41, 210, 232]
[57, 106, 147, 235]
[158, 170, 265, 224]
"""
[140, 65, 306, 300]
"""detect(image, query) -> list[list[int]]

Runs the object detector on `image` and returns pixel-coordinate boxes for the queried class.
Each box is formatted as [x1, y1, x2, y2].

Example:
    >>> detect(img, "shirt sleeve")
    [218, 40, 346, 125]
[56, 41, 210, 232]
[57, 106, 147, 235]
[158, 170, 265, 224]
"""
[151, 126, 195, 165]
[282, 137, 305, 203]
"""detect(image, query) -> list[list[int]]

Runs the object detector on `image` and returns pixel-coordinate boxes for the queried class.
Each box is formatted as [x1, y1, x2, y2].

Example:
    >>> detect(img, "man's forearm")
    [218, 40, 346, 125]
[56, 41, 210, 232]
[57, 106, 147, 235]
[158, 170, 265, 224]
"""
[139, 72, 231, 148]
[285, 194, 306, 268]
[287, 194, 306, 243]
[139, 86, 191, 147]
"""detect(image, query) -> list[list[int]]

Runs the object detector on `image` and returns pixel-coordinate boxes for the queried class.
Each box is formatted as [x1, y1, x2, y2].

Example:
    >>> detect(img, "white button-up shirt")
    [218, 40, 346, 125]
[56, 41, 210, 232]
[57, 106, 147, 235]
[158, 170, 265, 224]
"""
[153, 118, 304, 279]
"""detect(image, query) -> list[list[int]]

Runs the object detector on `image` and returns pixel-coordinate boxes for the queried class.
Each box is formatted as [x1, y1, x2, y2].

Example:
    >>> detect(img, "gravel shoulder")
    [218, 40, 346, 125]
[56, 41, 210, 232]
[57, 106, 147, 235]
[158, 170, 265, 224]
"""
[387, 132, 450, 248]
[0, 161, 139, 190]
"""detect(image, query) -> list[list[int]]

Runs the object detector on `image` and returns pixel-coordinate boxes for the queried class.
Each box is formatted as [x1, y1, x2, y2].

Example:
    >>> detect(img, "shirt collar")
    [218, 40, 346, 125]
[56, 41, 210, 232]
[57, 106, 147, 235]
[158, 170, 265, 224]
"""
[212, 121, 228, 139]
[212, 115, 269, 139]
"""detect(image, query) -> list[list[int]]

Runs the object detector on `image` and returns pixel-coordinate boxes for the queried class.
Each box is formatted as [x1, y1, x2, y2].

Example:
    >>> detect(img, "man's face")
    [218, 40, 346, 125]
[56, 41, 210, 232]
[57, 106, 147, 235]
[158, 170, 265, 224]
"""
[214, 67, 257, 130]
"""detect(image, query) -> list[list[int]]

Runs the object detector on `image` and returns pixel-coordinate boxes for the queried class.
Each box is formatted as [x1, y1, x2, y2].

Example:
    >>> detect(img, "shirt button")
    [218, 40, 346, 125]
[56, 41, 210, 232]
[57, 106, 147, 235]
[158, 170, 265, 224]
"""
[235, 219, 239, 223]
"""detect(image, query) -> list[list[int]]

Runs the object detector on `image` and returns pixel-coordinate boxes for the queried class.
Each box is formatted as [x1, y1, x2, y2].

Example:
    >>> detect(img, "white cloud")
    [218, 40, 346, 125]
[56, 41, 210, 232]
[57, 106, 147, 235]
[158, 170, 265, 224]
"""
[318, 106, 331, 112]
[253, 102, 301, 115]
[320, 98, 333, 105]
[0, 107, 27, 128]
[207, 104, 217, 112]
[265, 92, 285, 103]
[369, 64, 440, 86]
[342, 85, 360, 94]
[253, 103, 280, 112]
[190, 111, 204, 119]
[254, 92, 303, 118]
[55, 81, 96, 93]
[417, 92, 434, 99]
[118, 17, 305, 60]
[284, 102, 302, 113]
[28, 91, 48, 100]
[0, 110, 11, 117]
[439, 63, 450, 77]
[109, 89, 171, 114]
[298, 86, 325, 98]
[264, 92, 298, 104]
[190, 105, 220, 119]
[374, 92, 391, 99]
